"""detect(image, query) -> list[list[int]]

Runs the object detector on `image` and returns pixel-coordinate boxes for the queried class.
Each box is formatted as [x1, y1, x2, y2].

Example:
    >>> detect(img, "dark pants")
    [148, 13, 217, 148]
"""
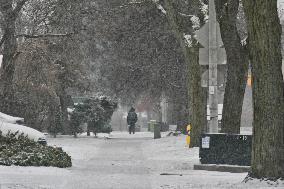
[129, 125, 135, 134]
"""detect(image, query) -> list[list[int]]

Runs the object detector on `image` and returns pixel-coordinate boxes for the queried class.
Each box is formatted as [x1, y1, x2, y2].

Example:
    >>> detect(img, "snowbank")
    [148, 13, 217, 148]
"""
[0, 112, 24, 124]
[0, 112, 45, 142]
[0, 121, 45, 142]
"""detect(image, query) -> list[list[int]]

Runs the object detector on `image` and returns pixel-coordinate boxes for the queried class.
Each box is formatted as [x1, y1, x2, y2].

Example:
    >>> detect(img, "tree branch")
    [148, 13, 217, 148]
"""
[16, 33, 74, 39]
[152, 0, 167, 15]
[12, 0, 29, 18]
[119, 1, 146, 8]
[178, 12, 194, 17]
[1, 32, 76, 47]
[0, 32, 6, 47]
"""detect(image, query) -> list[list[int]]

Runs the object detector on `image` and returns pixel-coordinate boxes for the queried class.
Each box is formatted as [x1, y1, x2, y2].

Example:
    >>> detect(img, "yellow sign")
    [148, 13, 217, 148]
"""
[247, 73, 252, 87]
[186, 135, 191, 146]
[186, 124, 191, 146]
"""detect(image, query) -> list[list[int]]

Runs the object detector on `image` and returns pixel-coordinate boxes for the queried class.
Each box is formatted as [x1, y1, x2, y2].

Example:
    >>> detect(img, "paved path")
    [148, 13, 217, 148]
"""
[0, 133, 254, 189]
[72, 137, 153, 189]
[0, 136, 154, 189]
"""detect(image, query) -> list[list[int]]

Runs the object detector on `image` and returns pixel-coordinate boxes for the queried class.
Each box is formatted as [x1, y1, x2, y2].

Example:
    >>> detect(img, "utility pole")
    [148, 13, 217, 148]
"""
[196, 0, 226, 133]
[208, 0, 219, 133]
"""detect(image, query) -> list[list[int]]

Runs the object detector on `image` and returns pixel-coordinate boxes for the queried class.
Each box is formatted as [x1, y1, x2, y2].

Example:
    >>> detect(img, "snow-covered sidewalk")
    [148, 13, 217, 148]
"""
[0, 132, 282, 189]
[141, 133, 283, 189]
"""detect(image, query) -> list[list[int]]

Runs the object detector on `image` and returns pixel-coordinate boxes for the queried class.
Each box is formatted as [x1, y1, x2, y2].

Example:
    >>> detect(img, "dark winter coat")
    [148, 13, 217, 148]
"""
[127, 109, 137, 126]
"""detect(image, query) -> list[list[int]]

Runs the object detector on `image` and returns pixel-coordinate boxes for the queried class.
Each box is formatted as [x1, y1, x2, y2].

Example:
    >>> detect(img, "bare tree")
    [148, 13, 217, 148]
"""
[0, 0, 29, 114]
[1, 0, 89, 134]
[163, 0, 207, 146]
[214, 0, 249, 134]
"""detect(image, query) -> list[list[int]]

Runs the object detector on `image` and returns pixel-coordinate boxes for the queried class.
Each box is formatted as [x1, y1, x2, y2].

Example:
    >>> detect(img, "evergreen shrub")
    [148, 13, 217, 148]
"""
[0, 131, 72, 168]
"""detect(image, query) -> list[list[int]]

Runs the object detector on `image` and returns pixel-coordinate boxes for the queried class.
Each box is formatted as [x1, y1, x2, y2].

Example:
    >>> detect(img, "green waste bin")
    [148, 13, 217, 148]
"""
[148, 120, 156, 132]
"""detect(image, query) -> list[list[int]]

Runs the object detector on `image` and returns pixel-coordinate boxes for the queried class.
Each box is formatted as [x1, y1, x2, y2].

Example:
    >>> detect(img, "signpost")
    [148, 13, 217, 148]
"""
[196, 1, 226, 133]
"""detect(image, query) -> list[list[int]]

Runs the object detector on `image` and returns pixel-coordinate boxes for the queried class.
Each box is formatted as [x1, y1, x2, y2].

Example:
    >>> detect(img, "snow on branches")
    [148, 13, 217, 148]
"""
[152, 0, 166, 14]
[200, 1, 208, 21]
[184, 34, 192, 47]
[190, 15, 200, 30]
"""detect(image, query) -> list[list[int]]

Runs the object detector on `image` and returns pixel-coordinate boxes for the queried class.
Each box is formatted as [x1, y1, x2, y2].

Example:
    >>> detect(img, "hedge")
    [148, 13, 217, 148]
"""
[0, 131, 72, 168]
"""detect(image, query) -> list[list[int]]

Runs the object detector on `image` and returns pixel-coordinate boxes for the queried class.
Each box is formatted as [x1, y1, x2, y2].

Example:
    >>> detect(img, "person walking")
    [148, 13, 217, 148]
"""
[127, 107, 137, 134]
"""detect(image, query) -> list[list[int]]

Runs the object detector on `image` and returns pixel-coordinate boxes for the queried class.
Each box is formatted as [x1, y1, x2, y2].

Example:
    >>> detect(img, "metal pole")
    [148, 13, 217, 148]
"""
[208, 0, 219, 133]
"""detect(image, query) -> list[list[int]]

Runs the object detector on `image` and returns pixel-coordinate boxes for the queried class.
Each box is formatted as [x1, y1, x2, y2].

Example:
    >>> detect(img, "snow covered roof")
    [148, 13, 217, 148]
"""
[0, 112, 24, 124]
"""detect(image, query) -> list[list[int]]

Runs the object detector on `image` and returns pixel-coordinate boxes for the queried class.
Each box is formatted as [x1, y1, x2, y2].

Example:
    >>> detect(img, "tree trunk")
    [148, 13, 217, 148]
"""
[215, 0, 249, 134]
[186, 47, 207, 147]
[0, 2, 18, 114]
[73, 132, 77, 138]
[87, 123, 91, 136]
[48, 103, 62, 137]
[165, 0, 206, 147]
[48, 107, 57, 138]
[171, 91, 189, 133]
[57, 89, 71, 134]
[243, 0, 284, 179]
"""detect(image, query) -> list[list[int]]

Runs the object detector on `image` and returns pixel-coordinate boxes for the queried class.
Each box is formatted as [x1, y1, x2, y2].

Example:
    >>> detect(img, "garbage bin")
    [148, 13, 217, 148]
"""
[153, 122, 161, 139]
[148, 120, 156, 132]
[199, 133, 252, 166]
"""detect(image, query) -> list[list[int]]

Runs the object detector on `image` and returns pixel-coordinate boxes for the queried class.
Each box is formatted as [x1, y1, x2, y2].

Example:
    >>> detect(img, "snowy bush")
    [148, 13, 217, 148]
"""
[70, 96, 117, 136]
[0, 131, 72, 168]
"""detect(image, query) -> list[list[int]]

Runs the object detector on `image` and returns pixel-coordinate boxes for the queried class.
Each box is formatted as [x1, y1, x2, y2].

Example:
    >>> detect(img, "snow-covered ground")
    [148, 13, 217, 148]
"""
[0, 132, 282, 189]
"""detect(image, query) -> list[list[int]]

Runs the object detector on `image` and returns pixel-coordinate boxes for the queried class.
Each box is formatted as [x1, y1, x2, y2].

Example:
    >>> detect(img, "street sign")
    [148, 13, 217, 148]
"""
[202, 136, 210, 149]
[199, 48, 226, 65]
[196, 17, 227, 65]
[201, 68, 226, 87]
[209, 86, 215, 94]
[196, 21, 224, 47]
